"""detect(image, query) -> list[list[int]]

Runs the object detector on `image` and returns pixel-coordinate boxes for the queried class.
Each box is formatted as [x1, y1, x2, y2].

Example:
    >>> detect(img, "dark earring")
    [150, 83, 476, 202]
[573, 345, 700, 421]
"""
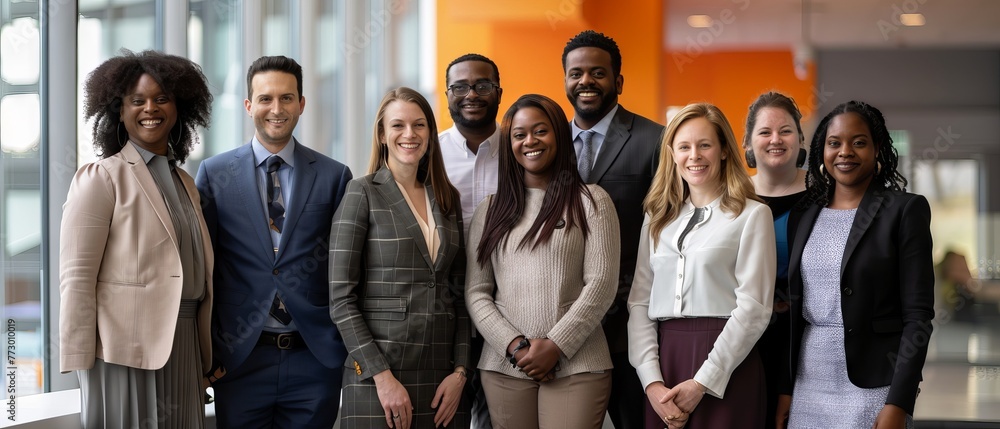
[744, 148, 756, 168]
[796, 148, 807, 168]
[169, 120, 183, 145]
[117, 122, 125, 148]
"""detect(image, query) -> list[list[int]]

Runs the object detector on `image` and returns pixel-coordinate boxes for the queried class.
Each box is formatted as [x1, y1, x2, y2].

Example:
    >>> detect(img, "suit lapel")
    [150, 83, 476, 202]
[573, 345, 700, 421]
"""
[373, 168, 435, 270]
[428, 183, 450, 272]
[788, 203, 821, 292]
[121, 144, 179, 250]
[841, 187, 886, 277]
[231, 143, 275, 263]
[276, 141, 316, 261]
[588, 108, 633, 183]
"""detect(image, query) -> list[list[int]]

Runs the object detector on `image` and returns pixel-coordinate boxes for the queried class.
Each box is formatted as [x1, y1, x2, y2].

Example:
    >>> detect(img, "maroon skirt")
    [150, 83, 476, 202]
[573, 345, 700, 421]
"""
[643, 317, 765, 429]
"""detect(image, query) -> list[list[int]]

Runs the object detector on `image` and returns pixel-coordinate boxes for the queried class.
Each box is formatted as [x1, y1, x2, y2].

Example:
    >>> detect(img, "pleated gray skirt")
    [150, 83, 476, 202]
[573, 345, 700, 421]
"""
[78, 299, 204, 429]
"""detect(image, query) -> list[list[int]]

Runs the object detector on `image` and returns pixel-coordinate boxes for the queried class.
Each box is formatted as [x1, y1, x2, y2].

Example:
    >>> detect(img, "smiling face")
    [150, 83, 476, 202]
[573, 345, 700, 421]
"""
[246, 70, 305, 150]
[672, 117, 725, 195]
[446, 60, 502, 130]
[823, 112, 877, 193]
[381, 100, 430, 171]
[750, 107, 802, 171]
[120, 73, 177, 155]
[564, 47, 622, 127]
[510, 106, 558, 189]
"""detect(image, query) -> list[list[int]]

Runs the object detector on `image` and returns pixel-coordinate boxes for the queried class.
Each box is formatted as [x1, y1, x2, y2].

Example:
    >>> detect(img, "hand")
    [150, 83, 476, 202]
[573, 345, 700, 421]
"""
[872, 403, 907, 429]
[516, 338, 561, 381]
[373, 370, 413, 429]
[206, 364, 226, 385]
[646, 382, 689, 428]
[431, 368, 467, 427]
[661, 379, 705, 415]
[775, 394, 791, 429]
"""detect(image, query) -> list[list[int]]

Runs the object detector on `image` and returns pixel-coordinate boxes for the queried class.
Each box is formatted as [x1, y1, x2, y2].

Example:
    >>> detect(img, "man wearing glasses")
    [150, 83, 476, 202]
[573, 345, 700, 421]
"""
[439, 53, 503, 428]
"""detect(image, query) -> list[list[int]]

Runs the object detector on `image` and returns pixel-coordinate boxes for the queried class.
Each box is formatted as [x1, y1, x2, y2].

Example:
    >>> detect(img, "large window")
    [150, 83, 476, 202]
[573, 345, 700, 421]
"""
[1, 0, 43, 397]
[0, 0, 429, 402]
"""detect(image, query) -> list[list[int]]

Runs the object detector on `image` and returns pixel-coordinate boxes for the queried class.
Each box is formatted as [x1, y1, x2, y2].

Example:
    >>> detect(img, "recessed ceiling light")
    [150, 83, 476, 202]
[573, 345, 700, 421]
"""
[900, 13, 925, 26]
[687, 15, 713, 28]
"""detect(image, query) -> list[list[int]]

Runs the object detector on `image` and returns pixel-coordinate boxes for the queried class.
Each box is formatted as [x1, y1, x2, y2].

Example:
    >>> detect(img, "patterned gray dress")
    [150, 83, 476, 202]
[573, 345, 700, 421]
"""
[788, 208, 913, 429]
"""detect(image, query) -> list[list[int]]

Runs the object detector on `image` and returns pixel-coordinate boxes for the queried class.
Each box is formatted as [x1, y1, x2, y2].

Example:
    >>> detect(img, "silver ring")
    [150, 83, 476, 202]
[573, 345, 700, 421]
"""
[393, 414, 400, 419]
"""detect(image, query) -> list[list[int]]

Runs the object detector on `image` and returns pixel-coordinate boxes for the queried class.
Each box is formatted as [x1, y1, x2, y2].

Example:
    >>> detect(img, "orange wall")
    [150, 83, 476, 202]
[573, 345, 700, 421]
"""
[436, 0, 664, 129]
[662, 50, 818, 145]
[436, 1, 818, 148]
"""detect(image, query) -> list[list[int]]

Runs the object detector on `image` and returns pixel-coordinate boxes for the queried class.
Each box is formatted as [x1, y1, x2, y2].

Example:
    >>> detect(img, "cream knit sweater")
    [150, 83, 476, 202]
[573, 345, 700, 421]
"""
[466, 185, 620, 379]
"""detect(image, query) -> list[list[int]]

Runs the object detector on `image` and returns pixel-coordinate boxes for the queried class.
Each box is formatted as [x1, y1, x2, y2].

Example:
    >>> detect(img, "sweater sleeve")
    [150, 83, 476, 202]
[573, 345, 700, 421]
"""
[465, 198, 525, 355]
[694, 203, 776, 397]
[547, 187, 620, 358]
[627, 214, 662, 389]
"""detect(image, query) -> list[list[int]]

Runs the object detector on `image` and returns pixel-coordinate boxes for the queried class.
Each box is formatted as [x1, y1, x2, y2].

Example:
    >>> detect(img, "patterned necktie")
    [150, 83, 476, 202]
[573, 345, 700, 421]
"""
[578, 130, 596, 182]
[266, 155, 285, 233]
[265, 155, 292, 325]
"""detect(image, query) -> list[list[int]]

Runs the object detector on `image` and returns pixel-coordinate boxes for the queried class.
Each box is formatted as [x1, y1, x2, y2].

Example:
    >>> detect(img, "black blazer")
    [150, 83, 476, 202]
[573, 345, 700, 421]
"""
[784, 185, 934, 415]
[584, 106, 664, 354]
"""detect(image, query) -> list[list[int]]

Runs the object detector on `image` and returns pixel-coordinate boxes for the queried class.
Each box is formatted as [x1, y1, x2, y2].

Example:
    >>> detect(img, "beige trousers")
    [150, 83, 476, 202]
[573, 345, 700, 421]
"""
[481, 370, 612, 429]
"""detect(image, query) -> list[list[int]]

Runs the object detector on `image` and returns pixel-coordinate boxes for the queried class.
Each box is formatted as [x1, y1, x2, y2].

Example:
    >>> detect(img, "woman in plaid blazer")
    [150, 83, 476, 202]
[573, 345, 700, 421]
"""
[330, 87, 471, 429]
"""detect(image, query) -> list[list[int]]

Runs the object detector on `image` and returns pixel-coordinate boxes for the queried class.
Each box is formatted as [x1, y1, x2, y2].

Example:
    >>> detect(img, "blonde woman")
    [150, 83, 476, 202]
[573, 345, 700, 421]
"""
[628, 103, 775, 429]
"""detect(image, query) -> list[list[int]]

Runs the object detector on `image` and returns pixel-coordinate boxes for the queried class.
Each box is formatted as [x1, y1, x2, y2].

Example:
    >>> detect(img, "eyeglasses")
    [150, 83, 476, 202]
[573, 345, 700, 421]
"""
[447, 82, 498, 97]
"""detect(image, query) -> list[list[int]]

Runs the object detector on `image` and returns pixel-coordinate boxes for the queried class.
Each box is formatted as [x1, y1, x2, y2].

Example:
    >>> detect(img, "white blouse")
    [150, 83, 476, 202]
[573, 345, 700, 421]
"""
[627, 196, 776, 398]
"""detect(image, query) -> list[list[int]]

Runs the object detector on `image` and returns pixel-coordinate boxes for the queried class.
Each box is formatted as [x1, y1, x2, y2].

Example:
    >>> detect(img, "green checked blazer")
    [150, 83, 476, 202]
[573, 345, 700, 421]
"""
[329, 166, 470, 382]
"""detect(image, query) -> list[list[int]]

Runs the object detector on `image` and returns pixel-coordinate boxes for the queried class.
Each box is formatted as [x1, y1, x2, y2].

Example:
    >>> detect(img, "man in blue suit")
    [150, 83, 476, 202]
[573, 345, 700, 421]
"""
[196, 55, 352, 429]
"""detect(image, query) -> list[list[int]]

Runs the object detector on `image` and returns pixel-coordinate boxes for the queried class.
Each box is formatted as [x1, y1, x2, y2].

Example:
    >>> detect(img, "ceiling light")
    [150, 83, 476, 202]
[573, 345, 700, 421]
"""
[900, 13, 925, 26]
[687, 15, 713, 28]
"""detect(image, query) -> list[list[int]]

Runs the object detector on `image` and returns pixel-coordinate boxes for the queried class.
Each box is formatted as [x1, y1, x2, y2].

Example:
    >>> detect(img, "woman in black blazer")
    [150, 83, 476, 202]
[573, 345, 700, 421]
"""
[776, 101, 933, 429]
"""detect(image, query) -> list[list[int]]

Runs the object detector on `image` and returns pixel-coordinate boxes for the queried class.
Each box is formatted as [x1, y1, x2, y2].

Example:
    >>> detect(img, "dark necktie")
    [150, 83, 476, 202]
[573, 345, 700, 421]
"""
[578, 130, 596, 182]
[265, 155, 292, 325]
[266, 155, 285, 233]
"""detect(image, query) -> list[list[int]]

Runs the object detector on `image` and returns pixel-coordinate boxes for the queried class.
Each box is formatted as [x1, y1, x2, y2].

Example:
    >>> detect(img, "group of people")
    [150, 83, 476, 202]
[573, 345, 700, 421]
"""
[58, 28, 934, 429]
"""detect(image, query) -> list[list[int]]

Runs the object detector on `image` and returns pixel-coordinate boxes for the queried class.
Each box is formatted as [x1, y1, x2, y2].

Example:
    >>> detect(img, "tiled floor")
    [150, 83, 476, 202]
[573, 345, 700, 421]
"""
[913, 314, 1000, 428]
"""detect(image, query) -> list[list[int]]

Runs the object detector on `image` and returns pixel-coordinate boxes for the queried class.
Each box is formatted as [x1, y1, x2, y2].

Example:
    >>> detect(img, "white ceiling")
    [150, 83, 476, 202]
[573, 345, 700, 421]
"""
[665, 0, 1000, 50]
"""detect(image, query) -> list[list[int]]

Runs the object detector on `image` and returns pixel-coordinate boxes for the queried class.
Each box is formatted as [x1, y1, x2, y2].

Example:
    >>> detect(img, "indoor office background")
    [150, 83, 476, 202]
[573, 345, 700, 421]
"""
[0, 0, 998, 427]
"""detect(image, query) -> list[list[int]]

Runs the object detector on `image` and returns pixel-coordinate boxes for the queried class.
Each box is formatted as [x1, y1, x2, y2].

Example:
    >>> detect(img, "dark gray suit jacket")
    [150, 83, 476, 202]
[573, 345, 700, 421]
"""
[584, 106, 664, 354]
[329, 167, 470, 380]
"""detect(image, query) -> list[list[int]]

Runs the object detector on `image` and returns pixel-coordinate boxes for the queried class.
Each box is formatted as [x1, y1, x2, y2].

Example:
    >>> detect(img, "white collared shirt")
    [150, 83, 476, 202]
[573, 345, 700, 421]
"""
[627, 197, 775, 398]
[439, 125, 500, 235]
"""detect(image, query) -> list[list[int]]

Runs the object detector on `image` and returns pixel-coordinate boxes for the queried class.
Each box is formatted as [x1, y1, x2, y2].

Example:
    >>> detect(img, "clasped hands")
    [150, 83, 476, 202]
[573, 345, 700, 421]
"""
[646, 379, 706, 429]
[374, 368, 466, 429]
[507, 336, 560, 382]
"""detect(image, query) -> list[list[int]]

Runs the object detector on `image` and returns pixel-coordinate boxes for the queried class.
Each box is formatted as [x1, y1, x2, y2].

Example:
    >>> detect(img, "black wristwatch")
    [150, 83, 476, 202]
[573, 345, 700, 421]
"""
[507, 337, 530, 368]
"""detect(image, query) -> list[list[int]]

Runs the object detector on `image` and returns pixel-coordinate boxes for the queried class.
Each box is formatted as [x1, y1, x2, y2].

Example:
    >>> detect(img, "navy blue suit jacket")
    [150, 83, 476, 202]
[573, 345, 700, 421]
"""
[196, 139, 352, 371]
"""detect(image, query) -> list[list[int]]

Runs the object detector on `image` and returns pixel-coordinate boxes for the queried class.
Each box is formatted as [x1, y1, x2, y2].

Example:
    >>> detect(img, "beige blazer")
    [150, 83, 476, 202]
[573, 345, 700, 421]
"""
[59, 143, 213, 372]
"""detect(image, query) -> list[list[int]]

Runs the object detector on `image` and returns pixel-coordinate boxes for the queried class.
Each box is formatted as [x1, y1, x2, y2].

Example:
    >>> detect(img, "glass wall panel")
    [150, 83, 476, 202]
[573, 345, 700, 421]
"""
[77, 0, 156, 166]
[1, 0, 43, 397]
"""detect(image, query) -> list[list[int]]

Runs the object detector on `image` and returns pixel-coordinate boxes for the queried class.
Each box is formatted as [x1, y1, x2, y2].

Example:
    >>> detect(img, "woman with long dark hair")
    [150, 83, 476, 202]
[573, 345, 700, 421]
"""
[777, 101, 933, 428]
[466, 94, 620, 429]
[60, 49, 213, 428]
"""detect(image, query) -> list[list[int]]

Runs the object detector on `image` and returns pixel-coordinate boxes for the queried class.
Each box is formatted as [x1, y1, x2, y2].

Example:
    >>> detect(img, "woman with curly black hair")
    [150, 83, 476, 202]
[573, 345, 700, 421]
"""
[776, 101, 933, 429]
[60, 50, 214, 429]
